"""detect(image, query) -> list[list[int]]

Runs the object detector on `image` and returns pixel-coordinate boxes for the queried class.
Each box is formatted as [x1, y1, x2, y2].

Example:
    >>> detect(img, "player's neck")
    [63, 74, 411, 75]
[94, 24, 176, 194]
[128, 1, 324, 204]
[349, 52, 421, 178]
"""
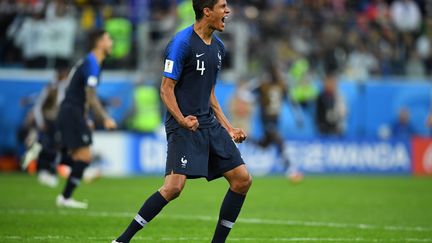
[193, 21, 214, 45]
[91, 49, 106, 65]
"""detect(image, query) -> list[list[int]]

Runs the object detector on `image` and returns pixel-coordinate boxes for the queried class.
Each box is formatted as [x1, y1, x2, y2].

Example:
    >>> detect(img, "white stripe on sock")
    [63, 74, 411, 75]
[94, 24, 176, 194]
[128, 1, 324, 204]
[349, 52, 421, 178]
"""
[70, 177, 81, 185]
[134, 214, 148, 227]
[220, 219, 234, 229]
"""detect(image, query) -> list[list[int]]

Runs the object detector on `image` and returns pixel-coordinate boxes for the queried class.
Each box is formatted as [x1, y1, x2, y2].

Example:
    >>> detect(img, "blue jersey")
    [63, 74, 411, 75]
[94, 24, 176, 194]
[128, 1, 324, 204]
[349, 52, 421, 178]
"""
[61, 53, 101, 112]
[163, 25, 225, 131]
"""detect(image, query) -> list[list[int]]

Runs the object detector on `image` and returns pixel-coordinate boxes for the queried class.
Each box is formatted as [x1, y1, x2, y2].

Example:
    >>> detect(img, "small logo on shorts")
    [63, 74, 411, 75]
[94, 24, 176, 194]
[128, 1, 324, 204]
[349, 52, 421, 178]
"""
[181, 156, 188, 168]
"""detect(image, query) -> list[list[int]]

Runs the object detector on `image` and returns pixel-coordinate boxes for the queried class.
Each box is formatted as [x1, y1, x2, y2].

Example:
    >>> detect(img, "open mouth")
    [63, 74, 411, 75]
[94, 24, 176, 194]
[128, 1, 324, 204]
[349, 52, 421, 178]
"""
[222, 16, 228, 23]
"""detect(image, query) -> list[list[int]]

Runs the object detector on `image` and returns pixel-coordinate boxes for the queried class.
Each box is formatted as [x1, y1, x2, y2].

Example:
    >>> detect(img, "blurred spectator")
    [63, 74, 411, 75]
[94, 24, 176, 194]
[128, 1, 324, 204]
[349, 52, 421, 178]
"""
[47, 0, 77, 68]
[315, 73, 347, 136]
[390, 0, 422, 33]
[126, 85, 161, 133]
[0, 0, 430, 76]
[363, 0, 390, 27]
[104, 17, 132, 68]
[149, 0, 176, 41]
[128, 0, 150, 25]
[405, 50, 426, 78]
[143, 0, 177, 78]
[0, 0, 21, 66]
[423, 19, 432, 76]
[345, 41, 378, 81]
[288, 57, 318, 109]
[416, 34, 431, 60]
[176, 0, 194, 31]
[391, 107, 416, 139]
[79, 5, 98, 31]
[11, 7, 50, 68]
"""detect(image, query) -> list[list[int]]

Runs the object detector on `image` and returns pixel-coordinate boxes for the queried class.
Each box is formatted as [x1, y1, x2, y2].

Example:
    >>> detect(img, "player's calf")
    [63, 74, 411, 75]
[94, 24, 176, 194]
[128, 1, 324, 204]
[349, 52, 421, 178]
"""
[211, 188, 248, 243]
[114, 174, 185, 242]
[115, 191, 169, 243]
[212, 166, 252, 242]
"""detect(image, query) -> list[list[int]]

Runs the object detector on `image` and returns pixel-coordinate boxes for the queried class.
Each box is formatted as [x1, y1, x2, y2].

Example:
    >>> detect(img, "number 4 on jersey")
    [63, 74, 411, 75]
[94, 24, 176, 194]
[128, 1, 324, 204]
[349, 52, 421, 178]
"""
[196, 60, 205, 75]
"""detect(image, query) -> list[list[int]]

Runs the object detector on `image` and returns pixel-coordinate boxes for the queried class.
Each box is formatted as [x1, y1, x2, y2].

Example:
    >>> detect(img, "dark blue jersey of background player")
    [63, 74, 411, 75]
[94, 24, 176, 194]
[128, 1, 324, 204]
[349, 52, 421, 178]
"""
[61, 53, 101, 112]
[163, 25, 225, 132]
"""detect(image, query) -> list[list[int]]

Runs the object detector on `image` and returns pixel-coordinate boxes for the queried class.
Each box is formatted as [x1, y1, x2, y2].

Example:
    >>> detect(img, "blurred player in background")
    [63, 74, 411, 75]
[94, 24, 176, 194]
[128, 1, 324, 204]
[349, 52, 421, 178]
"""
[21, 67, 106, 187]
[113, 0, 252, 242]
[55, 30, 117, 209]
[256, 61, 303, 182]
[315, 72, 347, 136]
[26, 67, 72, 187]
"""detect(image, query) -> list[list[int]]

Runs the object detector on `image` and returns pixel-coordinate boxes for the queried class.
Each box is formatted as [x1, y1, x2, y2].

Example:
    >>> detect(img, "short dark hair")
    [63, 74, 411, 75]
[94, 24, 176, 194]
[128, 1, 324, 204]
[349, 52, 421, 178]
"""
[193, 0, 219, 20]
[88, 29, 107, 50]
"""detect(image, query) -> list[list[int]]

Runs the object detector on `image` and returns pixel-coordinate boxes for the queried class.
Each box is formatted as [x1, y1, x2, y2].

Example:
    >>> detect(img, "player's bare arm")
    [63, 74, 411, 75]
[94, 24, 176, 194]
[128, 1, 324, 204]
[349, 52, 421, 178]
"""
[210, 86, 247, 143]
[160, 77, 199, 131]
[85, 86, 116, 130]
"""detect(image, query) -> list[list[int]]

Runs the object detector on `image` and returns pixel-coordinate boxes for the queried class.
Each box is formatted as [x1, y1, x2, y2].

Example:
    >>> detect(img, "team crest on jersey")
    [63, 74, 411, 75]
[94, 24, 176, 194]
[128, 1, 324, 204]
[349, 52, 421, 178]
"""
[180, 156, 188, 168]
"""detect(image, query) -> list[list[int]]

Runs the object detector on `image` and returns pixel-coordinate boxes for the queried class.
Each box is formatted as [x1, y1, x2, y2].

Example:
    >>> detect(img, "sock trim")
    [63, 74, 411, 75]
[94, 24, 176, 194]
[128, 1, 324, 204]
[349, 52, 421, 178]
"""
[228, 189, 246, 199]
[134, 214, 148, 227]
[70, 177, 81, 185]
[220, 219, 234, 229]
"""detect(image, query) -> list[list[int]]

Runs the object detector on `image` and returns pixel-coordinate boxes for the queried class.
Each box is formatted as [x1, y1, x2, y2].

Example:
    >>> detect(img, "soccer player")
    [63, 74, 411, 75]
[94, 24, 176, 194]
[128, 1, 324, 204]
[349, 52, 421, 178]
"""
[31, 67, 70, 187]
[56, 30, 117, 209]
[113, 0, 252, 242]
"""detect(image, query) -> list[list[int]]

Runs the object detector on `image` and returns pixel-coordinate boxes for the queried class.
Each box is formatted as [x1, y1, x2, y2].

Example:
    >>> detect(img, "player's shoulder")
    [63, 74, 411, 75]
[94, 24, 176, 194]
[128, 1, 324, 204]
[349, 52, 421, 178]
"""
[75, 54, 91, 70]
[82, 53, 100, 74]
[170, 25, 194, 47]
[83, 53, 97, 66]
[165, 26, 194, 58]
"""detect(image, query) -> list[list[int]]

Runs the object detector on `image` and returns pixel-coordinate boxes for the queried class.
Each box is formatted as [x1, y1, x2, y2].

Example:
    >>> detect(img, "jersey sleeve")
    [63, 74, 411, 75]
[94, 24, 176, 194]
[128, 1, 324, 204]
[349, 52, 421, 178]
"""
[163, 37, 189, 82]
[84, 57, 100, 87]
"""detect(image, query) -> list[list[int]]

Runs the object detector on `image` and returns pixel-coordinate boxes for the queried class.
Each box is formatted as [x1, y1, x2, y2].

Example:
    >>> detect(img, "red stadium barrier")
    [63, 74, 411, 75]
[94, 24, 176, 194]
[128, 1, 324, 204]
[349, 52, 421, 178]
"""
[412, 137, 432, 176]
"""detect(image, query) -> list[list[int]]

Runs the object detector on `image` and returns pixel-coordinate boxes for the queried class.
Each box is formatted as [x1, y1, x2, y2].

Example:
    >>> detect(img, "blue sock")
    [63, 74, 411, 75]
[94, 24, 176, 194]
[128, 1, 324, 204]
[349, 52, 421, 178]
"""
[211, 189, 246, 243]
[62, 160, 88, 199]
[117, 191, 168, 243]
[60, 150, 74, 167]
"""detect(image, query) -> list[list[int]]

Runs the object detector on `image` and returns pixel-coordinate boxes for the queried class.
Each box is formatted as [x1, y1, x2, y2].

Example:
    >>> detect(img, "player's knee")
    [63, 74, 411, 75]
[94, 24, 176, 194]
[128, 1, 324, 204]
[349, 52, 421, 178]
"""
[72, 154, 92, 163]
[160, 184, 183, 201]
[71, 147, 92, 163]
[231, 174, 252, 194]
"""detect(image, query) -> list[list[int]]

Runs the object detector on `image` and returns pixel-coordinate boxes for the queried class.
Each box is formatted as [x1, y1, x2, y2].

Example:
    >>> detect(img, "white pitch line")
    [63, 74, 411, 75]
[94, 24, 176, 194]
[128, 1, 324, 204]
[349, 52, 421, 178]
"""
[2, 208, 432, 233]
[159, 214, 432, 233]
[1, 235, 432, 242]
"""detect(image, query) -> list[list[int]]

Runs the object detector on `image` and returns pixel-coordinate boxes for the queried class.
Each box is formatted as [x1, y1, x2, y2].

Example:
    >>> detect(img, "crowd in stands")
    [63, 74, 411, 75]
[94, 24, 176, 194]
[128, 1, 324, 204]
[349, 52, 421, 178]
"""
[0, 0, 430, 79]
[0, 0, 431, 139]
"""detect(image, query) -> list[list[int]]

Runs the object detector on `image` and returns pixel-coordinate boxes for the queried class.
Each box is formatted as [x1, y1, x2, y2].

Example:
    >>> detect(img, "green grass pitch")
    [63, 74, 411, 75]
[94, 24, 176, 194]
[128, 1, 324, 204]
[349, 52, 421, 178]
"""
[0, 174, 431, 242]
